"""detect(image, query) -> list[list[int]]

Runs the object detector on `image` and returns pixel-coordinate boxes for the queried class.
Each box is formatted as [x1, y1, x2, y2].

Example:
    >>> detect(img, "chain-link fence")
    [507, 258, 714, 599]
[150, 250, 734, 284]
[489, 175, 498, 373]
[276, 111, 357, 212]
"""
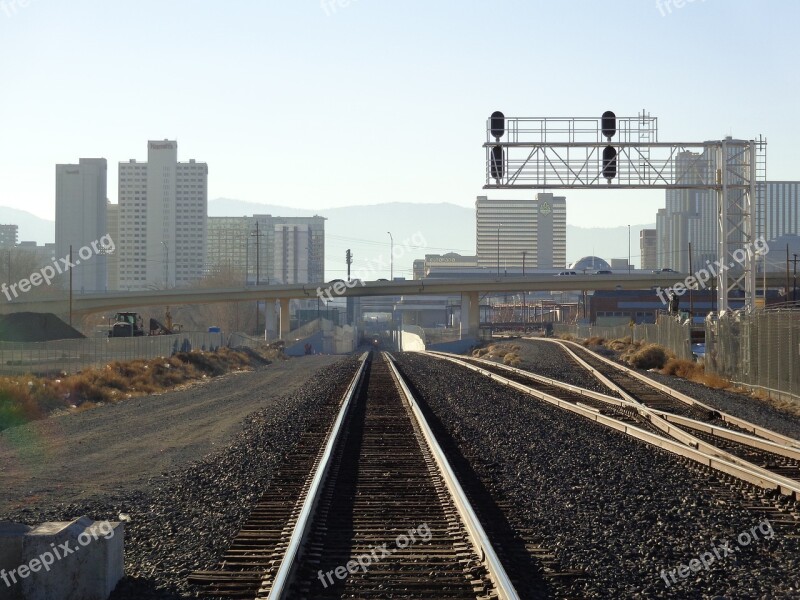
[553, 316, 693, 361]
[706, 310, 800, 402]
[0, 332, 228, 376]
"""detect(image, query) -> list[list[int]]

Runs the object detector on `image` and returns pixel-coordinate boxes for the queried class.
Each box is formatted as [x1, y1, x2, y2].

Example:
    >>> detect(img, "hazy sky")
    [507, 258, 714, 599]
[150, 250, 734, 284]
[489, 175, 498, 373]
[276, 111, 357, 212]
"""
[1, 0, 798, 227]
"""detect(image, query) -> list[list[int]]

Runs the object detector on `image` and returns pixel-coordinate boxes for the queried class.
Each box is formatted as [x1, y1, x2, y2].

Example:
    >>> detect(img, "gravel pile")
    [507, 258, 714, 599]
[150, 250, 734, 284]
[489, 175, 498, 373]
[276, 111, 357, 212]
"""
[395, 352, 800, 599]
[0, 311, 85, 341]
[0, 357, 360, 600]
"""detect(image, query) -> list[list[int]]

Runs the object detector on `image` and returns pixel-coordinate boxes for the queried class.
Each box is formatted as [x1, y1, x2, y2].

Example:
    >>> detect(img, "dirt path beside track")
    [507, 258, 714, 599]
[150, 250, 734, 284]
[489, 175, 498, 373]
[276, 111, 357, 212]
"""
[0, 355, 343, 512]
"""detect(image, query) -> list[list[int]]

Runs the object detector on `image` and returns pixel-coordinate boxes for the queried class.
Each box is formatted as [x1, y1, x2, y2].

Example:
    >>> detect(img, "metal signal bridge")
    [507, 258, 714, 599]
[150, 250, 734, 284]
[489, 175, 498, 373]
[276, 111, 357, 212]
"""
[483, 111, 767, 313]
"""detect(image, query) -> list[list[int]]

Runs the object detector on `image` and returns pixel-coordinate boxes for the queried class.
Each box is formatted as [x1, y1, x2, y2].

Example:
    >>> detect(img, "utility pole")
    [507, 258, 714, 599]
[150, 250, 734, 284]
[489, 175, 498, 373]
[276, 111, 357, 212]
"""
[251, 222, 262, 336]
[346, 249, 353, 280]
[787, 245, 791, 303]
[386, 232, 393, 280]
[522, 250, 527, 325]
[793, 253, 799, 303]
[69, 245, 73, 326]
[254, 221, 260, 286]
[628, 224, 631, 274]
[688, 241, 694, 317]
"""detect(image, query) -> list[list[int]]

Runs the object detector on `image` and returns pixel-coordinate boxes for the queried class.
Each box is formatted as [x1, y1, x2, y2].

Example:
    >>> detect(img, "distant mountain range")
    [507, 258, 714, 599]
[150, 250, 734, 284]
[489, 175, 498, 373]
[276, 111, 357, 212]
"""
[0, 207, 55, 244]
[0, 200, 655, 276]
[208, 198, 654, 275]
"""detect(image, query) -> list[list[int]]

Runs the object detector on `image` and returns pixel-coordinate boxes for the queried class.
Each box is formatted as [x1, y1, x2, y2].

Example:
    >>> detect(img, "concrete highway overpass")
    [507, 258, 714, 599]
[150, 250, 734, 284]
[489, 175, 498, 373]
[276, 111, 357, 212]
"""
[6, 274, 790, 338]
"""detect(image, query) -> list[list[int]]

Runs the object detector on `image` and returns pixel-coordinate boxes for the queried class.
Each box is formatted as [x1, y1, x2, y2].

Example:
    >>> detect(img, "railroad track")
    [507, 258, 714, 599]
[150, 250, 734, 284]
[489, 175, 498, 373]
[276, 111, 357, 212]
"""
[428, 344, 800, 500]
[192, 352, 524, 599]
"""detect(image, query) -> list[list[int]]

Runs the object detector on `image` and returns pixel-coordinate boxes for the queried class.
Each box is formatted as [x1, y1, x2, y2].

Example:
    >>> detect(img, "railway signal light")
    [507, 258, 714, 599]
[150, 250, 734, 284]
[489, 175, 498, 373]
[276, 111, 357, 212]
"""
[490, 145, 504, 180]
[601, 110, 616, 140]
[490, 111, 505, 139]
[602, 146, 617, 182]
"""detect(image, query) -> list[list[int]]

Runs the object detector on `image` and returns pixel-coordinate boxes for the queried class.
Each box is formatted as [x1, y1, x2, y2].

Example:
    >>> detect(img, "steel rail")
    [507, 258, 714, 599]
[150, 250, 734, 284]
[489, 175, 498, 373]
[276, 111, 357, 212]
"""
[266, 352, 370, 599]
[426, 352, 800, 499]
[384, 352, 521, 600]
[543, 338, 800, 449]
[431, 351, 800, 460]
[544, 340, 800, 488]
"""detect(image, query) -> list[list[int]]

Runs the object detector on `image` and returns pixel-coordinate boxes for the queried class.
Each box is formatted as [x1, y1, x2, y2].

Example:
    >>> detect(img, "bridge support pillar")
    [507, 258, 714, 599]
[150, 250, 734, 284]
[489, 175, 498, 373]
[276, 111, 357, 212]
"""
[264, 299, 276, 341]
[460, 291, 480, 340]
[279, 298, 290, 341]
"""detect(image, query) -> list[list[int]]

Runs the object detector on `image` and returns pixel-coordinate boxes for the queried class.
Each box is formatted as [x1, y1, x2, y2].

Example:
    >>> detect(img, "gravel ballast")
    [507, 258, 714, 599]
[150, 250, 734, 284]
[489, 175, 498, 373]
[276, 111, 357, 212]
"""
[0, 356, 360, 599]
[510, 338, 800, 443]
[395, 352, 800, 599]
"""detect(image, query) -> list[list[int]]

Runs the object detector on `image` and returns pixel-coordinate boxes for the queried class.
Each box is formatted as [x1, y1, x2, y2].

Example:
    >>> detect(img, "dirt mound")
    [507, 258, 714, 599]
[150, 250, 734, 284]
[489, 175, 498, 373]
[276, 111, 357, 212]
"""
[0, 312, 85, 342]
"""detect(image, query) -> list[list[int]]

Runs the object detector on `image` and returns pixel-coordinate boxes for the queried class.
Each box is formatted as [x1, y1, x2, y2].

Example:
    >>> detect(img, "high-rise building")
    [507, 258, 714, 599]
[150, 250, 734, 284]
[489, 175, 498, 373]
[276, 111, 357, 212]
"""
[639, 228, 657, 271]
[760, 182, 800, 241]
[206, 217, 251, 281]
[0, 224, 18, 249]
[476, 194, 566, 271]
[253, 215, 325, 284]
[205, 215, 325, 284]
[55, 158, 108, 291]
[118, 141, 207, 289]
[654, 142, 800, 274]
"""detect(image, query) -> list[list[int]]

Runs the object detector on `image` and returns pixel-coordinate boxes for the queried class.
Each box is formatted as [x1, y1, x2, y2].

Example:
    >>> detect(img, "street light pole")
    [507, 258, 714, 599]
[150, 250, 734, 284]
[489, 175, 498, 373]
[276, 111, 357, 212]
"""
[387, 232, 394, 280]
[522, 250, 527, 325]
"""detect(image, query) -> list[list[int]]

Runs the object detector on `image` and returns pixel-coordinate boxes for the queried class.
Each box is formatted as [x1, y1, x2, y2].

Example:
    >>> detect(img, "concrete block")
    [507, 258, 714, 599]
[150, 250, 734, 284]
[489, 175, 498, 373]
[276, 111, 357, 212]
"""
[0, 517, 124, 600]
[0, 523, 32, 600]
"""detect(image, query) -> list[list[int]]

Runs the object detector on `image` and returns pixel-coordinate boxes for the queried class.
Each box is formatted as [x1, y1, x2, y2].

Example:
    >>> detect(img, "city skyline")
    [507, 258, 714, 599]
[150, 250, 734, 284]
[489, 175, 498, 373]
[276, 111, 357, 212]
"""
[1, 1, 798, 229]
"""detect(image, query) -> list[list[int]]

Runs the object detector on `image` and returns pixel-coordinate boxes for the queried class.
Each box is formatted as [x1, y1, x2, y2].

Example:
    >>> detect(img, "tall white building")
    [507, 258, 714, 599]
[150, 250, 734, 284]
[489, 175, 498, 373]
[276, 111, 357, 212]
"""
[118, 141, 207, 289]
[253, 215, 325, 284]
[476, 194, 566, 271]
[761, 182, 800, 241]
[55, 158, 108, 292]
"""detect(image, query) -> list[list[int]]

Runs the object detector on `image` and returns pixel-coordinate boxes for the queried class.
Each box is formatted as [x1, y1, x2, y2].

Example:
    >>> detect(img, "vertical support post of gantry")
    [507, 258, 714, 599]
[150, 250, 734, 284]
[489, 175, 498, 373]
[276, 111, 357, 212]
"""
[279, 298, 290, 341]
[717, 141, 728, 313]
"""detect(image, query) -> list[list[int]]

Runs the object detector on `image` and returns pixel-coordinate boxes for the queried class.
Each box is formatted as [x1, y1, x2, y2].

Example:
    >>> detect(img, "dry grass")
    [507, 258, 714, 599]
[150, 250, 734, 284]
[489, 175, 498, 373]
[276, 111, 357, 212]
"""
[659, 358, 729, 389]
[472, 343, 522, 368]
[582, 336, 606, 347]
[605, 336, 633, 352]
[623, 343, 673, 370]
[0, 347, 273, 432]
